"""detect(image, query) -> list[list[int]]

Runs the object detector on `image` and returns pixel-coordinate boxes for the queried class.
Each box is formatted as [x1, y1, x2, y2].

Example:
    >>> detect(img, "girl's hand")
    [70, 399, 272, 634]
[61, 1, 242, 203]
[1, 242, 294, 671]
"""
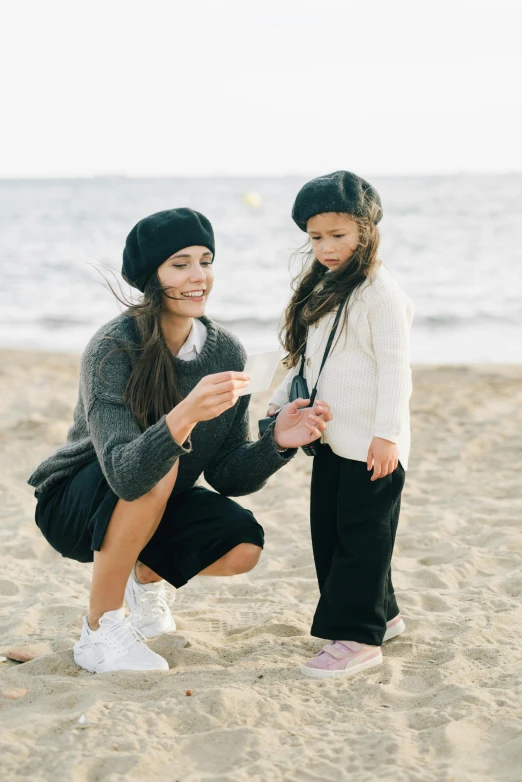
[313, 399, 333, 424]
[273, 398, 327, 450]
[266, 400, 332, 421]
[367, 437, 399, 481]
[167, 371, 249, 444]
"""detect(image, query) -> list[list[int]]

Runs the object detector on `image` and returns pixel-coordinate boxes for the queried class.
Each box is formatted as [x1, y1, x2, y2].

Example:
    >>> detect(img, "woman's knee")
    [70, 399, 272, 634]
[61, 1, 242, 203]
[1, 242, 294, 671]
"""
[224, 543, 262, 574]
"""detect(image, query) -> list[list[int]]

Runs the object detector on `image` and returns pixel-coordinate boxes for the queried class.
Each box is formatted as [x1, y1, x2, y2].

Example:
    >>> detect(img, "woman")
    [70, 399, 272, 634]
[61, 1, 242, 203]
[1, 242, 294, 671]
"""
[28, 208, 331, 674]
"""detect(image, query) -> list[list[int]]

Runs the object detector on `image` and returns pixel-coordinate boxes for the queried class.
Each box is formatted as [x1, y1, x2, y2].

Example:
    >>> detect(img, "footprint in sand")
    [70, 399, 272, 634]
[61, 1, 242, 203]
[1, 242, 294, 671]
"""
[498, 575, 522, 598]
[408, 569, 451, 590]
[83, 755, 139, 782]
[0, 579, 20, 596]
[226, 622, 307, 639]
[7, 541, 42, 560]
[39, 604, 84, 630]
[419, 548, 464, 566]
[420, 592, 453, 613]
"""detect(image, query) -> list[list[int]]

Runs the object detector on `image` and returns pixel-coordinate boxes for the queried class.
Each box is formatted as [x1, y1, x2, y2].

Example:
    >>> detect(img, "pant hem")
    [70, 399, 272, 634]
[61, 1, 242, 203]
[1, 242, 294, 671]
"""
[310, 624, 386, 646]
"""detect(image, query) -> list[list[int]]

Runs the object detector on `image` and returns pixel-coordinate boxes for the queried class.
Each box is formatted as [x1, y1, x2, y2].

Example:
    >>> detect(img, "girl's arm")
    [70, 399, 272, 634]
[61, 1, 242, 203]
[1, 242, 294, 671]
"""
[267, 363, 299, 411]
[368, 287, 414, 443]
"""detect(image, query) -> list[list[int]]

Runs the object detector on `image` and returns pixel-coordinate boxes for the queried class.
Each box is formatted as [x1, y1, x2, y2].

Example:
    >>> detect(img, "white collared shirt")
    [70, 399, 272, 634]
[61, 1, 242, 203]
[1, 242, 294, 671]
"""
[177, 318, 208, 361]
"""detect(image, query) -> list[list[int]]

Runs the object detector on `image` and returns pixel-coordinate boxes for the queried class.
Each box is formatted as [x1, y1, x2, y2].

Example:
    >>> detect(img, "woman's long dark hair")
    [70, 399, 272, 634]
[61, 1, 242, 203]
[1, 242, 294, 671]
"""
[280, 214, 381, 368]
[100, 273, 184, 431]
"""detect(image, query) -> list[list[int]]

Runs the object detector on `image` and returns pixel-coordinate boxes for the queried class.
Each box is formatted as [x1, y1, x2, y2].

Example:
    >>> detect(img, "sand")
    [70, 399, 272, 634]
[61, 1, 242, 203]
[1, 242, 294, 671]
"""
[1, 349, 521, 782]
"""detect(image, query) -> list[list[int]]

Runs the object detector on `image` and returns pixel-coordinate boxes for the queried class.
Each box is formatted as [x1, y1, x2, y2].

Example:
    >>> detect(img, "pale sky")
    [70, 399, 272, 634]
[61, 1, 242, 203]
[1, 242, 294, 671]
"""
[1, 0, 521, 177]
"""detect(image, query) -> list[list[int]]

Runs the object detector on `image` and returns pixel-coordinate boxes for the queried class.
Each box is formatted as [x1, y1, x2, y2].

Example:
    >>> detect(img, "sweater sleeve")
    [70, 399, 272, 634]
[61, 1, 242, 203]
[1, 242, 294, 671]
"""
[87, 402, 190, 502]
[84, 340, 191, 502]
[268, 364, 298, 408]
[369, 287, 414, 443]
[204, 395, 295, 497]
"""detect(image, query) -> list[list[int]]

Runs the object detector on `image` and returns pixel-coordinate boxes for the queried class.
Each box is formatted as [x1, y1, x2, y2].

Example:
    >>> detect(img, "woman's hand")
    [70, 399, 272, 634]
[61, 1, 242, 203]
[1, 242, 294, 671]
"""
[367, 437, 399, 481]
[183, 371, 250, 422]
[273, 398, 328, 450]
[167, 371, 249, 444]
[266, 404, 280, 417]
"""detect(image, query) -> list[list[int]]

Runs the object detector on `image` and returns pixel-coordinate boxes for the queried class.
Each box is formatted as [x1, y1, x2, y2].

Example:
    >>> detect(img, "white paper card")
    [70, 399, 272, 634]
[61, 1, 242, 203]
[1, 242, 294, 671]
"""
[238, 351, 282, 396]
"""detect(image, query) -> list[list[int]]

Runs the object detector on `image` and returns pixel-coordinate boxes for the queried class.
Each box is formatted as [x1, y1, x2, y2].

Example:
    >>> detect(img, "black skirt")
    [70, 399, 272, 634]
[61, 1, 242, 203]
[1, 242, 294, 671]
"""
[34, 459, 264, 588]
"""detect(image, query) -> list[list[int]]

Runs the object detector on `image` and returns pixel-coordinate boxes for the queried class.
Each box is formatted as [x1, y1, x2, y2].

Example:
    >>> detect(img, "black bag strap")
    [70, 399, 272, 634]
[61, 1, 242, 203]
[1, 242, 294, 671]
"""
[299, 301, 346, 406]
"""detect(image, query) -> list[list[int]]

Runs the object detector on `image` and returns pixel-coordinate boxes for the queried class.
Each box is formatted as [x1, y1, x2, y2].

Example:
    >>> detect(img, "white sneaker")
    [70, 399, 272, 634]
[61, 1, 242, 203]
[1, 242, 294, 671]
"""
[73, 608, 169, 673]
[125, 570, 176, 639]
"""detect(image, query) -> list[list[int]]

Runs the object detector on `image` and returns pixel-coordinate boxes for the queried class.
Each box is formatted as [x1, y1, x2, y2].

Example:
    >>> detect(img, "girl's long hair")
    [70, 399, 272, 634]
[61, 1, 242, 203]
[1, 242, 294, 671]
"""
[280, 214, 381, 368]
[101, 273, 183, 431]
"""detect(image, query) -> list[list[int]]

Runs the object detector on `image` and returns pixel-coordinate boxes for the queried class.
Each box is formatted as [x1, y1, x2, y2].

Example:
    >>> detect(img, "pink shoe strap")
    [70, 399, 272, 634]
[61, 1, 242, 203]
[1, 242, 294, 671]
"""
[321, 643, 346, 660]
[336, 640, 363, 653]
[320, 640, 363, 659]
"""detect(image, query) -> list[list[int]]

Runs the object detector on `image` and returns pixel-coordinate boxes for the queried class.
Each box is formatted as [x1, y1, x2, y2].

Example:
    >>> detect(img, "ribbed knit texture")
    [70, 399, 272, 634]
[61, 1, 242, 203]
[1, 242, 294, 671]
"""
[28, 314, 294, 502]
[270, 265, 414, 469]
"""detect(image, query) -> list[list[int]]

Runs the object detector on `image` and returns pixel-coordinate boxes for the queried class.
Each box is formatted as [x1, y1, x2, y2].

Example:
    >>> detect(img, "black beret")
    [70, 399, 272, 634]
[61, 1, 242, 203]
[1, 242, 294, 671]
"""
[122, 208, 215, 292]
[292, 171, 383, 231]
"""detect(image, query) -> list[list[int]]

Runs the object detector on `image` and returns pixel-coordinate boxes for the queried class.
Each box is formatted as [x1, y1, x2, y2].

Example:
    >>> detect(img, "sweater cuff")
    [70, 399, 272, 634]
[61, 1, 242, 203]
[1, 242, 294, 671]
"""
[373, 431, 399, 445]
[265, 421, 297, 460]
[268, 388, 289, 409]
[156, 415, 193, 456]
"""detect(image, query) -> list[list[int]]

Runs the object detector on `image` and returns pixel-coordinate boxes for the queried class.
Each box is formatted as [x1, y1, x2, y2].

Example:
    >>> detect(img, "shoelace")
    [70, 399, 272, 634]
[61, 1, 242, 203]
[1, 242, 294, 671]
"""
[101, 615, 146, 650]
[134, 586, 175, 622]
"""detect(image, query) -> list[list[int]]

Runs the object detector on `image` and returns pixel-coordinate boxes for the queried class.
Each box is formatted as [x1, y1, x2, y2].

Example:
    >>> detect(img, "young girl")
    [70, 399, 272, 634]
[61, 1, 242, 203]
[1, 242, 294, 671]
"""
[267, 171, 414, 678]
[28, 207, 331, 674]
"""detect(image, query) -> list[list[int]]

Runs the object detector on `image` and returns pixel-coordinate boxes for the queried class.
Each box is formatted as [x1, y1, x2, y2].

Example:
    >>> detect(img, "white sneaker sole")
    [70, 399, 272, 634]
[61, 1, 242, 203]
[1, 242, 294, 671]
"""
[73, 647, 169, 673]
[301, 650, 383, 679]
[73, 648, 99, 673]
[73, 647, 122, 674]
[383, 618, 406, 642]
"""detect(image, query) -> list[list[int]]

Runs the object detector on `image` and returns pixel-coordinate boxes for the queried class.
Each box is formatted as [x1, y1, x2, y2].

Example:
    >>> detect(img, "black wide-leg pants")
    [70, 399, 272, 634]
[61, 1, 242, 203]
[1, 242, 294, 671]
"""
[310, 444, 405, 646]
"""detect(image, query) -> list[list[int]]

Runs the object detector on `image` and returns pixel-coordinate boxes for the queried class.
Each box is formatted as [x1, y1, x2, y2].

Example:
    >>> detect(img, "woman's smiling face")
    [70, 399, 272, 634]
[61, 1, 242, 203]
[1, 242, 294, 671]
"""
[307, 213, 360, 270]
[156, 245, 214, 317]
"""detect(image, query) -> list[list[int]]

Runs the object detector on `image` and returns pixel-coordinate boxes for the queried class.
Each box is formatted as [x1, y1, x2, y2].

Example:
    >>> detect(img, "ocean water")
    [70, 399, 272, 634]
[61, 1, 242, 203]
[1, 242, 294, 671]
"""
[1, 175, 521, 362]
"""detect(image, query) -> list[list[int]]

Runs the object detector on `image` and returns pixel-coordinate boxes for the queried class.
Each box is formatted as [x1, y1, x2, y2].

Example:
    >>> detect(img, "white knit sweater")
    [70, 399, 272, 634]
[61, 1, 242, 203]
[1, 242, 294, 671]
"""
[270, 264, 414, 469]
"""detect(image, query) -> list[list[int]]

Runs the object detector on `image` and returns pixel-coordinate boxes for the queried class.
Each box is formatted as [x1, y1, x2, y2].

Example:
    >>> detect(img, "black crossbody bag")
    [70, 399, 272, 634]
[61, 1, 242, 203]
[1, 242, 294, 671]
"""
[258, 300, 346, 456]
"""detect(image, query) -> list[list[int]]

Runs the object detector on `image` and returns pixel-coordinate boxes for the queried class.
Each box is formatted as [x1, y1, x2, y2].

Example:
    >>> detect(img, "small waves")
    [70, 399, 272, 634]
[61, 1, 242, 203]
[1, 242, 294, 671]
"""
[1, 174, 521, 362]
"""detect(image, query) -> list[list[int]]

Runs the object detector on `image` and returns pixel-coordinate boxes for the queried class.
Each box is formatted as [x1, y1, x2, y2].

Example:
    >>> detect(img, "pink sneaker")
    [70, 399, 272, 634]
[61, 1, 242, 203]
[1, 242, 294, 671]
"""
[301, 640, 383, 679]
[383, 615, 405, 642]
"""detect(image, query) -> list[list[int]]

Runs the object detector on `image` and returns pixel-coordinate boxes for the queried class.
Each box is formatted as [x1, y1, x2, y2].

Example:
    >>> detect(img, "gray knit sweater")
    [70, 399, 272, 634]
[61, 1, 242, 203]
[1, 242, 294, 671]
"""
[28, 314, 294, 502]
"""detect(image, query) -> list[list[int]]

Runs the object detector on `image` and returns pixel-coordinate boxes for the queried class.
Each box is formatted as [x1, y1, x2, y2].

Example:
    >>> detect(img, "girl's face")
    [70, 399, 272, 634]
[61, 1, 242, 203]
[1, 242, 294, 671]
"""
[306, 213, 360, 270]
[156, 245, 214, 318]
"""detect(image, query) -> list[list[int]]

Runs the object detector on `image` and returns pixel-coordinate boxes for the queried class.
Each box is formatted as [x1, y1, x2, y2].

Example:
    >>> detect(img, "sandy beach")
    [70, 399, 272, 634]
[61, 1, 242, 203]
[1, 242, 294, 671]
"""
[1, 350, 521, 782]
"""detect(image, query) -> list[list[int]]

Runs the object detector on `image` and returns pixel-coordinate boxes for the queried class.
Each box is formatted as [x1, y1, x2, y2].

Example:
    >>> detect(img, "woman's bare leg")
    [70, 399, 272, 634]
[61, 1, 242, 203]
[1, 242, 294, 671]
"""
[88, 462, 179, 629]
[135, 542, 263, 586]
[198, 543, 262, 576]
[134, 561, 163, 584]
